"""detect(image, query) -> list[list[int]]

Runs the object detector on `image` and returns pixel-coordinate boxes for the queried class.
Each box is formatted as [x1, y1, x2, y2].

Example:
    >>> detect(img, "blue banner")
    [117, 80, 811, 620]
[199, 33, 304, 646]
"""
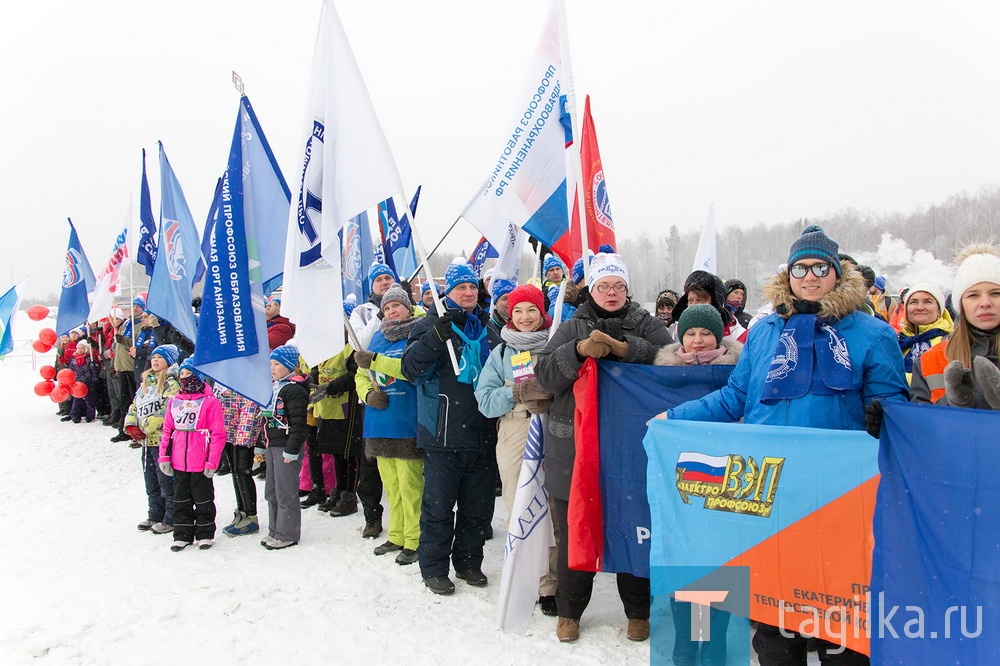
[137, 149, 158, 278]
[469, 236, 499, 278]
[55, 218, 96, 335]
[193, 177, 223, 286]
[192, 97, 279, 406]
[146, 142, 200, 343]
[872, 402, 1000, 663]
[0, 281, 25, 358]
[377, 190, 418, 280]
[341, 209, 378, 306]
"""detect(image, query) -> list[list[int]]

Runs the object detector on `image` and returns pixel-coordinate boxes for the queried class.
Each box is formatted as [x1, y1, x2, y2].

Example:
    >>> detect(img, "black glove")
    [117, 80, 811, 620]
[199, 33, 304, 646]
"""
[432, 313, 455, 343]
[325, 375, 354, 397]
[399, 279, 413, 301]
[864, 399, 883, 439]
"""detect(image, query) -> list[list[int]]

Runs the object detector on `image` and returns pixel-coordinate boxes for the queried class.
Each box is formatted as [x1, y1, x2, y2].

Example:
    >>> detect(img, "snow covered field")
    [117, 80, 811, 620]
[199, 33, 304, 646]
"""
[0, 314, 653, 665]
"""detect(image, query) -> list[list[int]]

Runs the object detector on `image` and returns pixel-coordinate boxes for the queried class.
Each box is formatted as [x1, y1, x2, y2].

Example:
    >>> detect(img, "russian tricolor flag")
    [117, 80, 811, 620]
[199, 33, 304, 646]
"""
[676, 452, 728, 484]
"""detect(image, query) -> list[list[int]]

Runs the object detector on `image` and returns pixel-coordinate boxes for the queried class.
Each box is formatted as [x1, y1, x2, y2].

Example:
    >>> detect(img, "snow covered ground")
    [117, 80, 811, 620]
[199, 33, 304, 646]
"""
[0, 313, 654, 665]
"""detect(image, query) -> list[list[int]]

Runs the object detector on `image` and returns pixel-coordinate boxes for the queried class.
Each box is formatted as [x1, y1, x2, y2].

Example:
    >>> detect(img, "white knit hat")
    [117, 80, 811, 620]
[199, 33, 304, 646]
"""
[587, 253, 630, 290]
[952, 244, 1000, 303]
[904, 281, 947, 312]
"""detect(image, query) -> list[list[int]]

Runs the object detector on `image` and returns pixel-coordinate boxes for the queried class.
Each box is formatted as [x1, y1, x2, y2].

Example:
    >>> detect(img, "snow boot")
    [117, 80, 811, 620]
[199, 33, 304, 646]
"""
[300, 488, 326, 509]
[223, 513, 259, 537]
[329, 491, 358, 517]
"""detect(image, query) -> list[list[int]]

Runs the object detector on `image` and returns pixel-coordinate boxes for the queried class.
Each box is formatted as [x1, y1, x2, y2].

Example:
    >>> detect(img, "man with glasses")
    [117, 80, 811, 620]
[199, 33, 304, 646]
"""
[661, 225, 907, 665]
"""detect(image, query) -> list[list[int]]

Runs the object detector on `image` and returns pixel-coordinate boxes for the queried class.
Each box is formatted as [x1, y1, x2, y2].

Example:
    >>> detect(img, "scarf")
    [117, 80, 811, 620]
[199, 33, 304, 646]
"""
[381, 315, 421, 342]
[899, 328, 948, 372]
[179, 375, 205, 394]
[763, 303, 854, 403]
[675, 346, 728, 366]
[443, 300, 491, 384]
[500, 326, 550, 353]
[579, 298, 637, 341]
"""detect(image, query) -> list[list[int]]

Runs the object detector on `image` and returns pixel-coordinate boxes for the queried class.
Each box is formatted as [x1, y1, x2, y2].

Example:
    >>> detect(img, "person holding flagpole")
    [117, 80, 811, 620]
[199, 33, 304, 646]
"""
[658, 225, 908, 665]
[535, 252, 672, 643]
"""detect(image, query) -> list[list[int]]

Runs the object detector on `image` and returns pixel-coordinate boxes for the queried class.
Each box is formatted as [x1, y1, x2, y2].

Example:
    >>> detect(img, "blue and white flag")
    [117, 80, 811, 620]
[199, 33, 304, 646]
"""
[463, 0, 575, 249]
[136, 149, 158, 277]
[193, 177, 223, 287]
[341, 209, 379, 307]
[146, 142, 200, 343]
[56, 218, 97, 335]
[87, 218, 129, 322]
[497, 414, 555, 633]
[468, 236, 499, 278]
[193, 97, 277, 405]
[0, 279, 27, 359]
[377, 191, 418, 280]
[282, 0, 404, 366]
[692, 203, 717, 274]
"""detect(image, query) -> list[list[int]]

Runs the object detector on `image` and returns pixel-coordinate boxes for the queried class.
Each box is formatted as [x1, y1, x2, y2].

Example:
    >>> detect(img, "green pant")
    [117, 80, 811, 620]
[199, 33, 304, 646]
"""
[377, 456, 423, 550]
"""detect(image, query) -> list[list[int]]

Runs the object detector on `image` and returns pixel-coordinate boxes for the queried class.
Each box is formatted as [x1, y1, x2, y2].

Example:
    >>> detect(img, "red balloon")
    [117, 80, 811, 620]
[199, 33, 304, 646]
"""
[50, 386, 70, 403]
[56, 368, 76, 386]
[32, 339, 52, 353]
[39, 365, 56, 380]
[27, 304, 50, 321]
[34, 381, 55, 397]
[38, 328, 57, 346]
[70, 381, 89, 399]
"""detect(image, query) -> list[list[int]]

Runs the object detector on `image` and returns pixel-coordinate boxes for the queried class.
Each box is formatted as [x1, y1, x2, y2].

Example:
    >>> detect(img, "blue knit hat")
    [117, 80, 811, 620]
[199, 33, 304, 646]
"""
[343, 293, 358, 317]
[874, 275, 886, 293]
[491, 278, 516, 301]
[543, 254, 563, 276]
[150, 344, 179, 367]
[270, 344, 300, 371]
[267, 296, 281, 305]
[598, 244, 615, 254]
[445, 261, 478, 294]
[788, 225, 841, 276]
[572, 258, 586, 284]
[367, 262, 396, 289]
[178, 357, 205, 381]
[132, 295, 146, 310]
[421, 281, 433, 294]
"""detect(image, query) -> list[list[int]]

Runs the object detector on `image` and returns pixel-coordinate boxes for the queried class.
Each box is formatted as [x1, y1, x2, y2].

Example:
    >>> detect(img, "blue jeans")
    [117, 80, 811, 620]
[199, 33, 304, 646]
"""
[142, 445, 174, 524]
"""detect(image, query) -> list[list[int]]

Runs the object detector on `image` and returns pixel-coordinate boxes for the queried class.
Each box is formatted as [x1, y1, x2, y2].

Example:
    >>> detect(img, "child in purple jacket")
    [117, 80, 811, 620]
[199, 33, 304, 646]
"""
[159, 359, 226, 552]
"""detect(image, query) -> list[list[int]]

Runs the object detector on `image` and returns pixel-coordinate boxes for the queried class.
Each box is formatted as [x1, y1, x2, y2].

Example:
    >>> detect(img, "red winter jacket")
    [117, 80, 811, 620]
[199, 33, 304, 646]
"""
[159, 387, 226, 473]
[267, 315, 296, 350]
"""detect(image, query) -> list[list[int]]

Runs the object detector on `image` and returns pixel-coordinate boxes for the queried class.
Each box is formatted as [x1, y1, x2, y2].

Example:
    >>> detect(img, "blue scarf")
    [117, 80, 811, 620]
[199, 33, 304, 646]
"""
[762, 314, 854, 403]
[444, 298, 490, 385]
[899, 328, 947, 373]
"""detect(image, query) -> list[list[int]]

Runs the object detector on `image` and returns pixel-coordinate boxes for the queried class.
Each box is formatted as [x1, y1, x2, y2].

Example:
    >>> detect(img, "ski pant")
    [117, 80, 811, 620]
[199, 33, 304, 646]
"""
[225, 444, 257, 517]
[107, 368, 122, 422]
[418, 447, 497, 578]
[70, 392, 96, 421]
[264, 446, 301, 543]
[142, 445, 174, 524]
[92, 368, 111, 416]
[172, 470, 216, 543]
[753, 623, 869, 666]
[549, 495, 649, 621]
[115, 369, 137, 430]
[377, 456, 423, 551]
[357, 449, 384, 523]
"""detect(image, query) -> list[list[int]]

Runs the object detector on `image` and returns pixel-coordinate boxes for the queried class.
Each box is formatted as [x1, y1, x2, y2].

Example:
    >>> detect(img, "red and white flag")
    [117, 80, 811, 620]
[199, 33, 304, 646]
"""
[87, 213, 130, 322]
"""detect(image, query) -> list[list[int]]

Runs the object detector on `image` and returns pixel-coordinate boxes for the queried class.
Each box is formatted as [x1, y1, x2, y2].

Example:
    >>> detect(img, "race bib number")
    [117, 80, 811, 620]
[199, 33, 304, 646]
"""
[170, 397, 206, 432]
[135, 391, 164, 419]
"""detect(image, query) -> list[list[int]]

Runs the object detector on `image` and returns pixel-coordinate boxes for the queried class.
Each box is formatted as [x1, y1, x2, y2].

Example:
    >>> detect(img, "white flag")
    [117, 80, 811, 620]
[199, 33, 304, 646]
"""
[87, 215, 130, 323]
[497, 415, 556, 633]
[692, 203, 717, 274]
[490, 223, 527, 288]
[282, 0, 404, 366]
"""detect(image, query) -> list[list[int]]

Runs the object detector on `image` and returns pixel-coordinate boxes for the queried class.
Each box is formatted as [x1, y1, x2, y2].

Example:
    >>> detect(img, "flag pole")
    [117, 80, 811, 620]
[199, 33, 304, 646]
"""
[343, 315, 379, 387]
[410, 224, 460, 374]
[406, 215, 461, 283]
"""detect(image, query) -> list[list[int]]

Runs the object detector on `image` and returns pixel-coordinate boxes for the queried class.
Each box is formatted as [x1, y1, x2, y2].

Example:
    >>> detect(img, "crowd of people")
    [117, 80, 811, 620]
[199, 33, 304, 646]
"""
[46, 226, 1000, 664]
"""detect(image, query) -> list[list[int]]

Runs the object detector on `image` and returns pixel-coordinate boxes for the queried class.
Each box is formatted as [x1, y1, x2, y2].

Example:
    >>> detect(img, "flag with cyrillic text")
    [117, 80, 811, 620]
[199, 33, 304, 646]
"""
[87, 222, 129, 323]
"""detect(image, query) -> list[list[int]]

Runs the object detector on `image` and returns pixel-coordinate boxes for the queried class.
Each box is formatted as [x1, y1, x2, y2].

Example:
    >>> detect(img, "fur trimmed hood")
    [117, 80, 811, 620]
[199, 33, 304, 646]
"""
[654, 338, 743, 366]
[762, 260, 867, 321]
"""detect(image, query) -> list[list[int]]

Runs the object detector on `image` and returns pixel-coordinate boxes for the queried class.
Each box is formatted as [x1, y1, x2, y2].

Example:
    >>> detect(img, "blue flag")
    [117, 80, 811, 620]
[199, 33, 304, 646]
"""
[55, 218, 97, 335]
[146, 142, 200, 343]
[872, 402, 1000, 663]
[193, 177, 223, 286]
[341, 209, 378, 306]
[468, 236, 499, 278]
[0, 280, 26, 358]
[377, 190, 418, 280]
[137, 149, 158, 277]
[192, 97, 286, 406]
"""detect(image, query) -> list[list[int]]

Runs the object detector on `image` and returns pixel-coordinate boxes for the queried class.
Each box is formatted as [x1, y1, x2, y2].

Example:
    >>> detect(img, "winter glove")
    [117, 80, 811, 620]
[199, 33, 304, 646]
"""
[365, 389, 390, 410]
[943, 359, 975, 408]
[354, 350, 377, 369]
[524, 397, 553, 415]
[974, 356, 1000, 410]
[512, 378, 553, 404]
[399, 280, 413, 301]
[864, 399, 883, 439]
[309, 383, 331, 404]
[588, 330, 628, 358]
[252, 453, 265, 471]
[326, 375, 355, 398]
[432, 313, 455, 343]
[126, 425, 146, 442]
[203, 468, 216, 479]
[159, 461, 174, 476]
[576, 338, 611, 359]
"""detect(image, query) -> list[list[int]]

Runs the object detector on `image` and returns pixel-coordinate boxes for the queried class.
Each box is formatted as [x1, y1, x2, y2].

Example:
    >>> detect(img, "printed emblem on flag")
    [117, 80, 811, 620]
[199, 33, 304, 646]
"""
[62, 248, 85, 288]
[766, 329, 798, 382]
[591, 170, 614, 231]
[162, 219, 187, 281]
[295, 120, 325, 268]
[341, 222, 361, 282]
[675, 451, 785, 518]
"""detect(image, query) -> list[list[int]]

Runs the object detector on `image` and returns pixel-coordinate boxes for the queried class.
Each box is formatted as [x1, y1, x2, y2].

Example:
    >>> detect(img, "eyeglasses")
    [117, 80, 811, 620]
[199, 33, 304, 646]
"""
[594, 283, 628, 294]
[789, 263, 831, 279]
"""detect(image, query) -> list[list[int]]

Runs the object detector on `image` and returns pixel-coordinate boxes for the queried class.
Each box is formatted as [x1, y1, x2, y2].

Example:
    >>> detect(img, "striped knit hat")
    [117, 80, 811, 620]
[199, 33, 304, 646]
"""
[787, 225, 841, 276]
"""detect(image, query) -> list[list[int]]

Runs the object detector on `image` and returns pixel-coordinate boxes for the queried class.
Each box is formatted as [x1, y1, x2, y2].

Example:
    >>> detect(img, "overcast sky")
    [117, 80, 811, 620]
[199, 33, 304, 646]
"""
[4, 1, 1000, 298]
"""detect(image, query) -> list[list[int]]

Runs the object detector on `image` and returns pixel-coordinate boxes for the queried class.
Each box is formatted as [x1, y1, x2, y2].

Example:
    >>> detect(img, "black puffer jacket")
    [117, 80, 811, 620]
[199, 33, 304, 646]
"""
[534, 299, 673, 500]
[261, 375, 310, 457]
[724, 279, 753, 328]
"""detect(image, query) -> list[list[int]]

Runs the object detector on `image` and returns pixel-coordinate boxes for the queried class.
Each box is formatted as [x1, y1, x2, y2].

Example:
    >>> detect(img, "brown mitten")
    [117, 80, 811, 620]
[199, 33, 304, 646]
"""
[589, 330, 628, 357]
[354, 350, 375, 369]
[512, 378, 553, 403]
[576, 338, 611, 359]
[524, 397, 553, 414]
[365, 389, 389, 410]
